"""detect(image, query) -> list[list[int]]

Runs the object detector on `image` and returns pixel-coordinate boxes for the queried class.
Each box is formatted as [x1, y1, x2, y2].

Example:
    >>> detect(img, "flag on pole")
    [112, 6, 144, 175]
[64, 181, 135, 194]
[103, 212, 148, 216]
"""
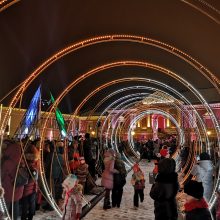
[50, 92, 67, 138]
[14, 85, 41, 139]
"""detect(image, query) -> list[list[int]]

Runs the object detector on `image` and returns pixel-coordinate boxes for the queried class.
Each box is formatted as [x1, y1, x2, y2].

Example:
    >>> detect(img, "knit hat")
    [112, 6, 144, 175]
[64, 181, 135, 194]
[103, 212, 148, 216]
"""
[184, 180, 204, 199]
[160, 148, 169, 158]
[133, 163, 140, 172]
[199, 152, 210, 160]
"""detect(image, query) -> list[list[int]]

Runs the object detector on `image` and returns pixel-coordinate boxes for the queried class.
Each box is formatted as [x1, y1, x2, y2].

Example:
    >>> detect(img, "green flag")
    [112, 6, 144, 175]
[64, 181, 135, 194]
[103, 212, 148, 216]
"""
[50, 92, 67, 138]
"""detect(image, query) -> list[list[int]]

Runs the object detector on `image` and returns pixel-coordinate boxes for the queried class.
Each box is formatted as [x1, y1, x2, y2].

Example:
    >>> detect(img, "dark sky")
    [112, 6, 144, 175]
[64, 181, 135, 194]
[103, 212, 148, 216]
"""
[0, 0, 220, 113]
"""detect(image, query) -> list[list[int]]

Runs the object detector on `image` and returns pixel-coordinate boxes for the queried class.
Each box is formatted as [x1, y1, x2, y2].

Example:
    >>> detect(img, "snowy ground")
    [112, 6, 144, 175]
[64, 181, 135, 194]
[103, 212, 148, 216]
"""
[34, 160, 156, 220]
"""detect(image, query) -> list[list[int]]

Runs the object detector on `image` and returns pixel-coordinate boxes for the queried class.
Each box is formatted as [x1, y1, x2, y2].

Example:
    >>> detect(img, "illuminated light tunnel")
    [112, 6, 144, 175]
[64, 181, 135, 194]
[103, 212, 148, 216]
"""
[0, 35, 220, 219]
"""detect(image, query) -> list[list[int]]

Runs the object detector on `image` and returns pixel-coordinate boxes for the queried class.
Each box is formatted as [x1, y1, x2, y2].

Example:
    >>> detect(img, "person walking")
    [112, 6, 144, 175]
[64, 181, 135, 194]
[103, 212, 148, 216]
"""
[101, 149, 119, 210]
[150, 158, 179, 220]
[184, 180, 212, 220]
[1, 139, 24, 220]
[190, 152, 214, 201]
[112, 152, 126, 208]
[131, 163, 145, 209]
[21, 143, 39, 220]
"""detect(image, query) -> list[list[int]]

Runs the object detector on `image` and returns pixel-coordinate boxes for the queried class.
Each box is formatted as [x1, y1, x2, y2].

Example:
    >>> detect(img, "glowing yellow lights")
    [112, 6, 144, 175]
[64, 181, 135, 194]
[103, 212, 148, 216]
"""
[131, 131, 135, 136]
[166, 118, 170, 127]
[147, 114, 151, 127]
[207, 131, 211, 136]
[1, 34, 220, 215]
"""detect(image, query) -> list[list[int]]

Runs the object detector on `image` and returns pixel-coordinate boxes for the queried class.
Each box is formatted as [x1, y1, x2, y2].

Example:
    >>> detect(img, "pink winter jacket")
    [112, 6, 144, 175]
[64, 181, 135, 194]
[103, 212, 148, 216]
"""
[101, 157, 118, 190]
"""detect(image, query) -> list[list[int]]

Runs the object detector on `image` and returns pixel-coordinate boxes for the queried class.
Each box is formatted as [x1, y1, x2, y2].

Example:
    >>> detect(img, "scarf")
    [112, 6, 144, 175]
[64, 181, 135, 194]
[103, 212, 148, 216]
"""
[184, 198, 208, 212]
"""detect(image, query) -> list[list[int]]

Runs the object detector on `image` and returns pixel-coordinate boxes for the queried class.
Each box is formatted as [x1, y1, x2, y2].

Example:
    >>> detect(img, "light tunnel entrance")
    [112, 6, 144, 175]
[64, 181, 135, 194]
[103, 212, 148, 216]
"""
[0, 35, 219, 219]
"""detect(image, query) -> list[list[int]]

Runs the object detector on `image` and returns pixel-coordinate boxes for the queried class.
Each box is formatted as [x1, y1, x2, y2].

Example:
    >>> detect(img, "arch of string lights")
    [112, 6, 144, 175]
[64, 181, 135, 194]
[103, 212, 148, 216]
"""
[1, 35, 220, 218]
[83, 85, 203, 145]
[180, 0, 220, 25]
[96, 98, 205, 186]
[39, 61, 220, 213]
[1, 34, 220, 131]
[98, 95, 201, 164]
[38, 61, 219, 214]
[69, 79, 207, 154]
[69, 79, 209, 189]
[66, 81, 206, 172]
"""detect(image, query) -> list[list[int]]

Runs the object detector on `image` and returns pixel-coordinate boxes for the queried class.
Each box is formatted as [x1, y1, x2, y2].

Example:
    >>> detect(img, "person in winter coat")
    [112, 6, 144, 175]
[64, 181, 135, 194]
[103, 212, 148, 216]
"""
[1, 139, 24, 220]
[69, 139, 80, 173]
[131, 163, 145, 209]
[101, 148, 119, 209]
[75, 157, 89, 193]
[52, 144, 64, 203]
[62, 174, 83, 220]
[83, 133, 96, 178]
[180, 146, 189, 170]
[150, 158, 179, 220]
[21, 143, 39, 220]
[190, 152, 214, 201]
[184, 180, 212, 220]
[112, 152, 127, 208]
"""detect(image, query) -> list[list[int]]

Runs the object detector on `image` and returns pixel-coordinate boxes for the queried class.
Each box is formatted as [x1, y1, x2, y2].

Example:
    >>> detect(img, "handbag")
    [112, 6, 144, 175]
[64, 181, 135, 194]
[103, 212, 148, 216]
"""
[15, 167, 29, 187]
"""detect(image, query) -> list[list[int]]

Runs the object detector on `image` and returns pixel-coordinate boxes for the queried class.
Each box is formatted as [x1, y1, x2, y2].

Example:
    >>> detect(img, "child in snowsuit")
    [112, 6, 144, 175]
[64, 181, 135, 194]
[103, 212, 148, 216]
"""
[131, 163, 145, 209]
[62, 174, 83, 220]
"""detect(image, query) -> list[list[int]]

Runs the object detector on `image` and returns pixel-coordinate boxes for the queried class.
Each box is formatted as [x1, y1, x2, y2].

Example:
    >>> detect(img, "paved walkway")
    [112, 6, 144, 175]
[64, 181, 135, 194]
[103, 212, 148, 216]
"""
[34, 160, 155, 220]
[83, 160, 155, 220]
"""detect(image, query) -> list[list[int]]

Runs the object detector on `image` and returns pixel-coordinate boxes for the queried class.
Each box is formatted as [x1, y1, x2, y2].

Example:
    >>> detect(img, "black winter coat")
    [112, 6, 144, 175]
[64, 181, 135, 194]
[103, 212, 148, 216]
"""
[113, 159, 126, 188]
[150, 172, 179, 220]
[185, 208, 212, 220]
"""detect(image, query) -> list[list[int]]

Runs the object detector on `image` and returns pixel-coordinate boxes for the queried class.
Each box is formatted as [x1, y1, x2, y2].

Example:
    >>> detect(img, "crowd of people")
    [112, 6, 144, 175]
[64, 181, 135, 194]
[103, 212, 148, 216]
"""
[0, 133, 218, 220]
[1, 132, 97, 220]
[100, 144, 215, 220]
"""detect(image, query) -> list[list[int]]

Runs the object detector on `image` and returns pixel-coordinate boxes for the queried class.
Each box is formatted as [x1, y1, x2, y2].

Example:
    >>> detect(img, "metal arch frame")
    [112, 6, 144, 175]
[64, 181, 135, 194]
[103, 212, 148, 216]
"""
[64, 79, 207, 167]
[39, 64, 219, 215]
[0, 35, 220, 217]
[1, 34, 220, 132]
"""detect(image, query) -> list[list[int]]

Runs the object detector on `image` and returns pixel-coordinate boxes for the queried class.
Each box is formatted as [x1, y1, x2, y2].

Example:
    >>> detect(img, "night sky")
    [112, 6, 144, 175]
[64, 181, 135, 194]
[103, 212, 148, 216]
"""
[0, 0, 220, 114]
